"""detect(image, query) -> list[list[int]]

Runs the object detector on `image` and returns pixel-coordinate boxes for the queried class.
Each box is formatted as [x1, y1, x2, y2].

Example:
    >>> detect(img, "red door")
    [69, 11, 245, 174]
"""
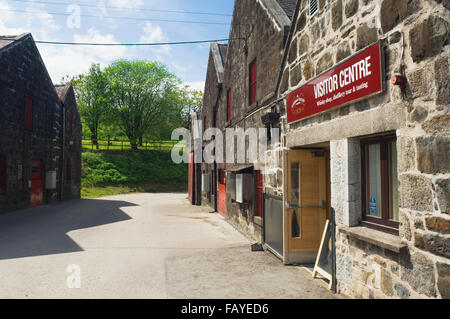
[256, 171, 263, 217]
[30, 159, 43, 207]
[218, 170, 226, 217]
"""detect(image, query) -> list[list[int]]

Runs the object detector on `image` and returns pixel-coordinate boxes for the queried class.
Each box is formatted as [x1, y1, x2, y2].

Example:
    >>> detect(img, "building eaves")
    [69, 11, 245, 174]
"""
[275, 0, 298, 20]
[210, 42, 225, 84]
[0, 33, 30, 52]
[218, 44, 228, 66]
[55, 83, 72, 102]
[260, 0, 292, 28]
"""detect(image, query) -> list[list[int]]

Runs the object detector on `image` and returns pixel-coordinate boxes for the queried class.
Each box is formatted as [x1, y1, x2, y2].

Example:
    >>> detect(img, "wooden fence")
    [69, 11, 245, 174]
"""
[81, 138, 183, 152]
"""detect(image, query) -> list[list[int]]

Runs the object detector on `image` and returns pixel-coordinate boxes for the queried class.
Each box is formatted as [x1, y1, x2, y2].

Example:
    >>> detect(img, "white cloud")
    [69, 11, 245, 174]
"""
[185, 81, 205, 92]
[108, 0, 143, 8]
[0, 0, 60, 39]
[39, 27, 135, 83]
[139, 22, 171, 55]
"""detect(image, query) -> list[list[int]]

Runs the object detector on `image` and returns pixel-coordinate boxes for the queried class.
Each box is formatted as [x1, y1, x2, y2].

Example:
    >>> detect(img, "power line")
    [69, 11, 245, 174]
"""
[10, 0, 233, 17]
[31, 39, 237, 46]
[0, 37, 239, 46]
[0, 9, 231, 25]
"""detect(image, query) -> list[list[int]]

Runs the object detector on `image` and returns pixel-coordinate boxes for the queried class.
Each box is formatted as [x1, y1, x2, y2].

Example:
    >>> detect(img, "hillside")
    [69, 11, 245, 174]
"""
[81, 151, 187, 198]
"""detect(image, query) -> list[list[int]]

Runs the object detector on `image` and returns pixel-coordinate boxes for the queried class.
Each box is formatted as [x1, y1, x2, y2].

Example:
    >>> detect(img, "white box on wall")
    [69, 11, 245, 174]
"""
[202, 173, 210, 192]
[236, 174, 243, 203]
[45, 171, 57, 189]
[230, 173, 236, 200]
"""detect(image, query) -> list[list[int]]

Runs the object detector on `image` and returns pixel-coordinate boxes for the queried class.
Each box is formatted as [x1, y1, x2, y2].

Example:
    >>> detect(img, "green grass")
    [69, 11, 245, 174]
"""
[81, 139, 183, 152]
[81, 150, 187, 198]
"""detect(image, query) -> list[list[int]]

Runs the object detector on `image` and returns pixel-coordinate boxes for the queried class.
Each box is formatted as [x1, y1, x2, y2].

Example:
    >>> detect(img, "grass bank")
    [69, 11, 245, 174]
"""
[81, 151, 187, 198]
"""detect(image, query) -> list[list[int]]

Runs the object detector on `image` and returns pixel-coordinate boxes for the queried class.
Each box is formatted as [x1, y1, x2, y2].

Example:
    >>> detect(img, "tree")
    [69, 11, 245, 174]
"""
[105, 60, 180, 150]
[74, 64, 110, 149]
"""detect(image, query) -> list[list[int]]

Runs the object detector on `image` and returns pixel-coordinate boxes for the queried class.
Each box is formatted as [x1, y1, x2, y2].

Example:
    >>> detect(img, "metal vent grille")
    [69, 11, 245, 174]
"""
[310, 0, 319, 18]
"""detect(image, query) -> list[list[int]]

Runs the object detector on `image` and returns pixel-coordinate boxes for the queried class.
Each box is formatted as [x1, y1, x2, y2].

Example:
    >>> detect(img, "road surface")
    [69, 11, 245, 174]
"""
[0, 193, 337, 299]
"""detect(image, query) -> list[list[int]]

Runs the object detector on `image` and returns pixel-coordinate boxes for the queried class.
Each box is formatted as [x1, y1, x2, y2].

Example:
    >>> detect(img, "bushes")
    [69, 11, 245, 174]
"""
[81, 151, 187, 191]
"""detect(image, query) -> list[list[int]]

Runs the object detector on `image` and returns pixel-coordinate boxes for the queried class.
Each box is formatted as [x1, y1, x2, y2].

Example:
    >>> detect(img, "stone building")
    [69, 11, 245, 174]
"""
[0, 33, 82, 214]
[199, 0, 298, 242]
[273, 0, 449, 299]
[195, 0, 449, 299]
[199, 42, 228, 212]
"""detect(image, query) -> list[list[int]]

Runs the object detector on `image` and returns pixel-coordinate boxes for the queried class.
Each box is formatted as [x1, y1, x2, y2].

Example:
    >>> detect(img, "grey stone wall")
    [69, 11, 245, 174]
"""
[0, 34, 82, 213]
[60, 84, 82, 200]
[201, 44, 222, 209]
[219, 0, 291, 243]
[279, 0, 449, 299]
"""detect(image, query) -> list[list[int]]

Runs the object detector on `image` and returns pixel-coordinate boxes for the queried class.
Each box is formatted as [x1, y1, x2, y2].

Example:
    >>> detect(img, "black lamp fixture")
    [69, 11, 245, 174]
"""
[261, 107, 280, 141]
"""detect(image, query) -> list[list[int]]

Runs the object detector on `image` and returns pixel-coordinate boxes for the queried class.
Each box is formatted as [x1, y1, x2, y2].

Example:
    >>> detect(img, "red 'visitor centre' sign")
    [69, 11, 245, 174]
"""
[286, 42, 384, 124]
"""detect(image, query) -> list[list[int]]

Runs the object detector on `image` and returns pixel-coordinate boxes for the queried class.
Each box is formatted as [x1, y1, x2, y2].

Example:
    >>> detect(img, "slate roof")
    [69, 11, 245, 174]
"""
[275, 0, 298, 20]
[0, 35, 20, 50]
[0, 33, 31, 51]
[55, 84, 67, 99]
[218, 44, 228, 66]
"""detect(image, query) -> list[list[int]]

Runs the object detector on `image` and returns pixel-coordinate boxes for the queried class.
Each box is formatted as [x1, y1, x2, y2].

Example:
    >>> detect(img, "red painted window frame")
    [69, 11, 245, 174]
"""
[25, 97, 32, 129]
[227, 89, 231, 122]
[0, 156, 6, 193]
[249, 59, 257, 105]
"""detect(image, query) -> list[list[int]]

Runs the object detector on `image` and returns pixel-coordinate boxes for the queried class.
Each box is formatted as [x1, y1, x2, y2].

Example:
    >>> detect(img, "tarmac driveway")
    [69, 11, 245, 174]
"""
[0, 193, 337, 299]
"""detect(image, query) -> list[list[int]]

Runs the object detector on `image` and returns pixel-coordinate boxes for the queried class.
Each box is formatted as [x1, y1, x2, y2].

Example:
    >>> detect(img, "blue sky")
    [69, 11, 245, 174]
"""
[0, 0, 234, 90]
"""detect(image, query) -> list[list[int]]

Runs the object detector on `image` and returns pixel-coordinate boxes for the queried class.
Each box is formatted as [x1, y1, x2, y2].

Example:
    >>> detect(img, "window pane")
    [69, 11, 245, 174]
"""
[390, 142, 399, 221]
[368, 144, 382, 218]
[290, 162, 301, 238]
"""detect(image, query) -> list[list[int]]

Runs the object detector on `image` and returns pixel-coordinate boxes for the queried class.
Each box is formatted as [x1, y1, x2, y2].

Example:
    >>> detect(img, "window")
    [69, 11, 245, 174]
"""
[361, 134, 399, 234]
[249, 59, 257, 105]
[227, 89, 231, 122]
[67, 109, 73, 131]
[25, 97, 32, 129]
[0, 156, 6, 193]
[66, 159, 71, 181]
[310, 0, 319, 18]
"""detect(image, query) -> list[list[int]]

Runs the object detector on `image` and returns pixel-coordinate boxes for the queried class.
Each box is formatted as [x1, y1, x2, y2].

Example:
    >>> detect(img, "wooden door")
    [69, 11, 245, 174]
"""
[256, 171, 263, 217]
[218, 170, 226, 216]
[284, 150, 327, 263]
[30, 159, 43, 207]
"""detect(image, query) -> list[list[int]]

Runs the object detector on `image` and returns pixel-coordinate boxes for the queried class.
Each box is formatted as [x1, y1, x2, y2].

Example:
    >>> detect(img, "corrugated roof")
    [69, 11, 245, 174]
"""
[275, 0, 298, 20]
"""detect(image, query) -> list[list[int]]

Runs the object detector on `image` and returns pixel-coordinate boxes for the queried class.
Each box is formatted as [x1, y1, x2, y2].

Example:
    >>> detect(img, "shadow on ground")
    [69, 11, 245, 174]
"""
[0, 199, 135, 260]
